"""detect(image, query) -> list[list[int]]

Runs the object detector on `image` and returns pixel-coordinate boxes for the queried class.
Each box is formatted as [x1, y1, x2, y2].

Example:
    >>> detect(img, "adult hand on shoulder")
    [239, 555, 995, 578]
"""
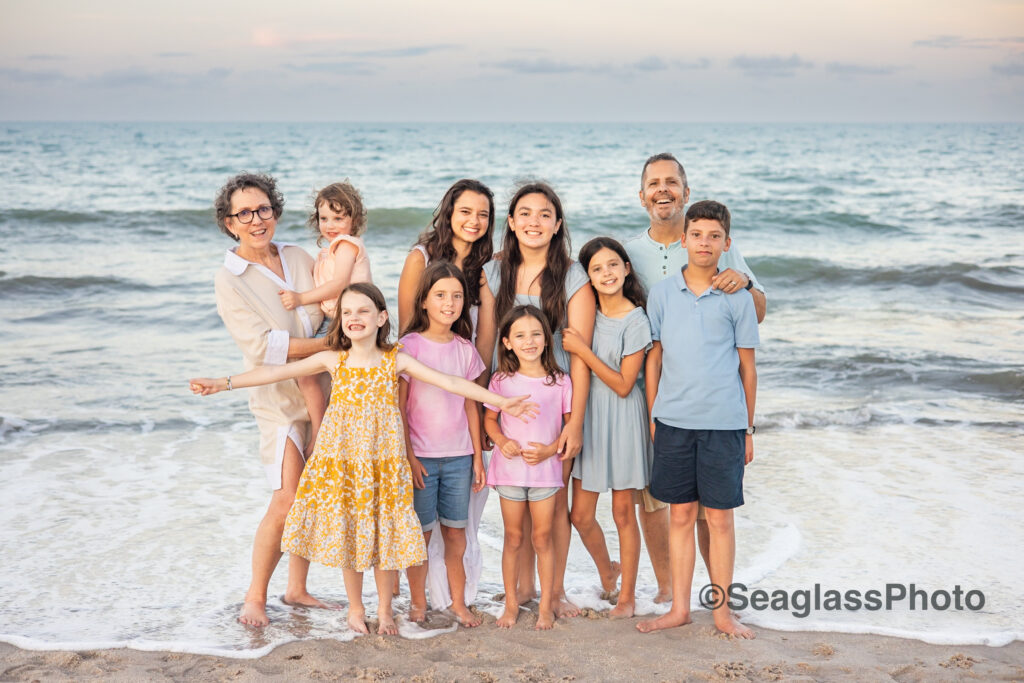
[278, 289, 301, 310]
[561, 327, 587, 356]
[408, 454, 428, 489]
[745, 434, 754, 465]
[711, 269, 750, 295]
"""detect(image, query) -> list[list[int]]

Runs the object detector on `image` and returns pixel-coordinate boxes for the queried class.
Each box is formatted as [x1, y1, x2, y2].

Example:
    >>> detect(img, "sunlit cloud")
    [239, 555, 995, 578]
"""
[283, 61, 378, 76]
[913, 35, 995, 49]
[731, 54, 813, 78]
[0, 67, 69, 84]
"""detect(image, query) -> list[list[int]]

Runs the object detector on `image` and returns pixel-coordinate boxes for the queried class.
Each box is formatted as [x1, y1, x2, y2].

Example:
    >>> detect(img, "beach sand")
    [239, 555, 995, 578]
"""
[3, 607, 1021, 682]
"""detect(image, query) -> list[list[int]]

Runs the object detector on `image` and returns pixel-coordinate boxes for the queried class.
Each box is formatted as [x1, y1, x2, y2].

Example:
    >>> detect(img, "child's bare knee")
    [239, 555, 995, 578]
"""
[441, 525, 467, 550]
[531, 530, 553, 553]
[504, 530, 524, 551]
[569, 506, 593, 530]
[612, 501, 635, 529]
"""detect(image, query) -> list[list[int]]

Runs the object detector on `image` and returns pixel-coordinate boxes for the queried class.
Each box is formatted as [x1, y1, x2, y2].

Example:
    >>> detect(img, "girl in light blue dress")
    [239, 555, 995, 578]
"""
[561, 236, 652, 619]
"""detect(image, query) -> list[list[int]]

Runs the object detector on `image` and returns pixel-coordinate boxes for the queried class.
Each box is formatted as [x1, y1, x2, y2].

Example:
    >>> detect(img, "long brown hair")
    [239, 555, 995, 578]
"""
[416, 179, 494, 307]
[325, 282, 395, 352]
[578, 236, 647, 311]
[401, 262, 474, 340]
[495, 181, 572, 334]
[495, 305, 563, 386]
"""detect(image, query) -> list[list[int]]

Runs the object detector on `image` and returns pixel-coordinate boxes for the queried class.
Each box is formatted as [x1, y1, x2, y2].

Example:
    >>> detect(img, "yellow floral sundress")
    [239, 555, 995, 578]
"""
[282, 346, 427, 571]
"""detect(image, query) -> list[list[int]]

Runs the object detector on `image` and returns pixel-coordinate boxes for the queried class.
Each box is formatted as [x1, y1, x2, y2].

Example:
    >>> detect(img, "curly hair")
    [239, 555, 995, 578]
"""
[308, 180, 368, 245]
[213, 172, 284, 240]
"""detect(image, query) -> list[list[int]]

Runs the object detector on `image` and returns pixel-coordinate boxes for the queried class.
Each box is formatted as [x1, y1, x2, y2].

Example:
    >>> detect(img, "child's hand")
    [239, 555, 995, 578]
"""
[472, 458, 486, 492]
[523, 441, 556, 465]
[408, 454, 428, 489]
[500, 395, 539, 421]
[745, 434, 754, 465]
[500, 439, 523, 459]
[278, 289, 301, 310]
[189, 378, 225, 395]
[561, 327, 587, 356]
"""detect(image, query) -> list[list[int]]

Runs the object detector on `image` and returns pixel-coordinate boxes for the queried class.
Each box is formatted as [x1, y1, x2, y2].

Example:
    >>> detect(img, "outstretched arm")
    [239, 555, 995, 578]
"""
[190, 350, 336, 395]
[562, 327, 644, 398]
[396, 352, 537, 419]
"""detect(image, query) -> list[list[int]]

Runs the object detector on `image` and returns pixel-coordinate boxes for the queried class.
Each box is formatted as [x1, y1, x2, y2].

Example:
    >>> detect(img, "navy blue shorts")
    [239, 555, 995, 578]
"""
[649, 420, 745, 509]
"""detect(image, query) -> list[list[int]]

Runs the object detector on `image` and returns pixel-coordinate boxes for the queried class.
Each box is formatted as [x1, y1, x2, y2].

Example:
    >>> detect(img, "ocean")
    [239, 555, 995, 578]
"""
[0, 122, 1021, 656]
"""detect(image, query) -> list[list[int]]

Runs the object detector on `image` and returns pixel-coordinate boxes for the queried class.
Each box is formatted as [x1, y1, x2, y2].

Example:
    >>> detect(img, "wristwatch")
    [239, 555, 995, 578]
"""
[744, 279, 754, 291]
[745, 425, 756, 435]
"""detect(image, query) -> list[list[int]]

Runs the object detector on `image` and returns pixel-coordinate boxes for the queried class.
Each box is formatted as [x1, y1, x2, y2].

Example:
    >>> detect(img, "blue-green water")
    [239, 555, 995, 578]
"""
[0, 123, 1021, 654]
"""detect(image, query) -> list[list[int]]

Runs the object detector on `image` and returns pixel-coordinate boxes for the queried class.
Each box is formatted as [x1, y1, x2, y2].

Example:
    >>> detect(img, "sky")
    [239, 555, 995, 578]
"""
[1, 0, 1022, 122]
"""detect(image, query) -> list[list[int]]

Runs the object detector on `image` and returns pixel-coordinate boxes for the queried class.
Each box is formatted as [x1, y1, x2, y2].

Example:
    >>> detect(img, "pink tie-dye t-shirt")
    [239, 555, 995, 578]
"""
[485, 372, 572, 488]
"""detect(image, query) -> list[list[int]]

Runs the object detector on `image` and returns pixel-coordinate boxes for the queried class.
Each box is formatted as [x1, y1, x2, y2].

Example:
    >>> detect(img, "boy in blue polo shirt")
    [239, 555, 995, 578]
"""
[636, 200, 759, 640]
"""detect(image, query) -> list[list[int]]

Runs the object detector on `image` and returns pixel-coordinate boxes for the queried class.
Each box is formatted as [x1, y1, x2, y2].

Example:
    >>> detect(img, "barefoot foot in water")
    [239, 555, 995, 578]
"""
[496, 604, 519, 629]
[535, 608, 555, 630]
[238, 598, 269, 627]
[347, 606, 369, 634]
[601, 561, 621, 595]
[377, 611, 398, 635]
[608, 599, 635, 619]
[282, 591, 340, 610]
[452, 604, 481, 628]
[554, 595, 580, 618]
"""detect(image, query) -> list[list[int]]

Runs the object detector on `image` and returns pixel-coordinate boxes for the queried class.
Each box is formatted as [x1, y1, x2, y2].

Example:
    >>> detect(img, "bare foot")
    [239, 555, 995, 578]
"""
[652, 589, 672, 604]
[608, 600, 635, 619]
[281, 591, 340, 610]
[377, 611, 399, 635]
[601, 561, 621, 594]
[535, 608, 555, 630]
[516, 587, 537, 605]
[238, 599, 269, 627]
[636, 609, 691, 634]
[347, 606, 369, 634]
[600, 588, 620, 603]
[714, 612, 755, 639]
[452, 605, 481, 628]
[496, 604, 519, 629]
[407, 602, 427, 624]
[554, 596, 580, 618]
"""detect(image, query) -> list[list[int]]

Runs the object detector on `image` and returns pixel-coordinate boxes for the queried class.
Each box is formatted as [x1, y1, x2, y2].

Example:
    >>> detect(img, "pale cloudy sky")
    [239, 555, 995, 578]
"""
[1, 0, 1022, 121]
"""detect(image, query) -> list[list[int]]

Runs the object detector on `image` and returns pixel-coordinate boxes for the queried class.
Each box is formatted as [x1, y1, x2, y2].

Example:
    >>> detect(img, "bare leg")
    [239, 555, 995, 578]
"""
[404, 529, 431, 623]
[295, 375, 326, 457]
[342, 568, 369, 634]
[637, 502, 697, 633]
[638, 498, 672, 603]
[515, 510, 537, 604]
[569, 479, 620, 596]
[704, 507, 754, 639]
[529, 495, 558, 630]
[374, 568, 399, 635]
[441, 525, 481, 627]
[696, 515, 711, 574]
[552, 461, 580, 618]
[240, 440, 305, 627]
[497, 497, 527, 628]
[609, 489, 640, 619]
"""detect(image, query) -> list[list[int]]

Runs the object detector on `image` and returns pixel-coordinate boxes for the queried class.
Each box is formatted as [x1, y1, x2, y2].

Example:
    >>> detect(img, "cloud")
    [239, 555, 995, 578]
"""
[348, 44, 457, 58]
[486, 58, 585, 74]
[674, 58, 711, 70]
[992, 58, 1024, 76]
[632, 57, 668, 72]
[26, 54, 67, 61]
[913, 35, 995, 49]
[157, 52, 192, 58]
[825, 62, 898, 77]
[731, 54, 813, 77]
[283, 61, 377, 76]
[81, 67, 232, 88]
[0, 67, 69, 84]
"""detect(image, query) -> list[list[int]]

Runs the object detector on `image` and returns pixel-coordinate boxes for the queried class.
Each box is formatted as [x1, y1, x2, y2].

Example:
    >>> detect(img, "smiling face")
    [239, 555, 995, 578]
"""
[502, 314, 546, 364]
[508, 192, 561, 250]
[422, 276, 465, 332]
[227, 187, 276, 252]
[639, 159, 690, 225]
[585, 246, 630, 297]
[450, 190, 491, 246]
[338, 290, 387, 342]
[683, 218, 731, 269]
[317, 201, 354, 242]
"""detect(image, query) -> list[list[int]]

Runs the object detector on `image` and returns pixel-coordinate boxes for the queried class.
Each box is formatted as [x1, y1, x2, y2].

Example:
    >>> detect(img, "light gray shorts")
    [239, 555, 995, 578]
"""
[494, 485, 560, 502]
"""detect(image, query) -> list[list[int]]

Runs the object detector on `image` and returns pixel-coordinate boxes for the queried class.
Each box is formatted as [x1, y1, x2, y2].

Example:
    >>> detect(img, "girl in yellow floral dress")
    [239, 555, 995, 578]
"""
[190, 283, 535, 635]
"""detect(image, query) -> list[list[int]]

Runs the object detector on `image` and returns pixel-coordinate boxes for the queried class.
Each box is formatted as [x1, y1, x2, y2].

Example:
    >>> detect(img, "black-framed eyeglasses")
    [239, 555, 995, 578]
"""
[228, 205, 274, 224]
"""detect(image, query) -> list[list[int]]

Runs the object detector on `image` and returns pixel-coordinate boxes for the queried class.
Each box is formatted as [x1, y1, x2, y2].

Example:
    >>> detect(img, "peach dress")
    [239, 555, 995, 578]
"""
[282, 346, 427, 571]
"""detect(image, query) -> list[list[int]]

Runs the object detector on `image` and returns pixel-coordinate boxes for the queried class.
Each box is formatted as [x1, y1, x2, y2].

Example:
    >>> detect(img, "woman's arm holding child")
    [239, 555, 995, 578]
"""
[279, 241, 359, 310]
[190, 351, 336, 395]
[562, 327, 645, 398]
[397, 352, 537, 419]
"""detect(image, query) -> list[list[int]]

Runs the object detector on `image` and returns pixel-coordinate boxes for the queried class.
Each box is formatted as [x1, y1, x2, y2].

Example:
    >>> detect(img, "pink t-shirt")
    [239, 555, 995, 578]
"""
[314, 234, 373, 318]
[400, 333, 487, 458]
[485, 372, 572, 488]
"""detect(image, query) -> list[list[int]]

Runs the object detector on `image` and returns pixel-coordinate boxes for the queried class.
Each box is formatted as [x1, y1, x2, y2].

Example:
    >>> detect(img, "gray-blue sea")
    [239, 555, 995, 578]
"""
[1, 122, 1021, 655]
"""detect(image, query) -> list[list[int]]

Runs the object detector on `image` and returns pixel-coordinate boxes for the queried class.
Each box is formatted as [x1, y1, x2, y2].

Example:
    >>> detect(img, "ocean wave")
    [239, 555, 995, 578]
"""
[761, 406, 1023, 431]
[0, 274, 155, 297]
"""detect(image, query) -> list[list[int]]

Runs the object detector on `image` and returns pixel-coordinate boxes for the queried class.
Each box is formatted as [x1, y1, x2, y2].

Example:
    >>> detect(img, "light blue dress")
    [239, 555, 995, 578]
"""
[482, 260, 590, 373]
[571, 307, 653, 492]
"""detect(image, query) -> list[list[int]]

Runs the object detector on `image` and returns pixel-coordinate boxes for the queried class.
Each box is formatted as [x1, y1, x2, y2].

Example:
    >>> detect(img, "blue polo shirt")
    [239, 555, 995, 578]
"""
[647, 268, 760, 430]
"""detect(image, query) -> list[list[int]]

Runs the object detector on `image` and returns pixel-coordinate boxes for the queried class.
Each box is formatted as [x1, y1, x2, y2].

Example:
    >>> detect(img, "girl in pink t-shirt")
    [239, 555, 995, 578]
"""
[484, 305, 572, 631]
[399, 262, 488, 628]
[278, 181, 374, 453]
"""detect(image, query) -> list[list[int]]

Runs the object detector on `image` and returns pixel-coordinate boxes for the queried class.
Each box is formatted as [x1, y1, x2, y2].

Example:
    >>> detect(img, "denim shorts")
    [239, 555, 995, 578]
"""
[494, 485, 560, 503]
[649, 420, 745, 510]
[412, 454, 473, 531]
[313, 317, 332, 339]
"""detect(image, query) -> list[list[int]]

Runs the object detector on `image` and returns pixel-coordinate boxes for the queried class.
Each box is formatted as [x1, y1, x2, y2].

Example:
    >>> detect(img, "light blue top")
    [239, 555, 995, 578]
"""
[623, 229, 764, 295]
[647, 268, 760, 430]
[482, 260, 590, 373]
